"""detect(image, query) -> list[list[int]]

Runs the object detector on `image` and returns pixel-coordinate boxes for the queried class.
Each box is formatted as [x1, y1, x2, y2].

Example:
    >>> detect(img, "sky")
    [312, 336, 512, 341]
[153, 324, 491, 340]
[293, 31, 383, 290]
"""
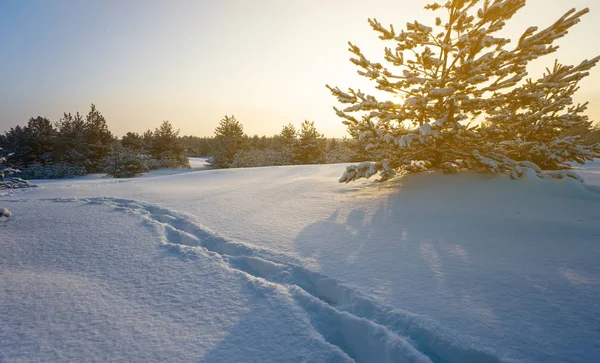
[1, 0, 599, 138]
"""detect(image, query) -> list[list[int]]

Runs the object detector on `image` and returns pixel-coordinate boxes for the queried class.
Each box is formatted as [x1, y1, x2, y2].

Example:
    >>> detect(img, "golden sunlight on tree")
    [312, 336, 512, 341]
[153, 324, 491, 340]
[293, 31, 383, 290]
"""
[328, 0, 600, 183]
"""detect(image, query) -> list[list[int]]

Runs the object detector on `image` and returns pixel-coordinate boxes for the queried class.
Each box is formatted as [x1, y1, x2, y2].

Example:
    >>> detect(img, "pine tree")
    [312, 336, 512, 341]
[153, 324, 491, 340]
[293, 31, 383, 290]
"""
[1, 126, 29, 167]
[325, 137, 358, 163]
[151, 121, 177, 157]
[149, 121, 189, 168]
[278, 123, 298, 147]
[209, 115, 247, 168]
[1, 113, 88, 179]
[121, 132, 145, 151]
[141, 129, 155, 154]
[275, 123, 298, 164]
[55, 112, 87, 166]
[294, 120, 326, 165]
[25, 117, 57, 163]
[178, 136, 214, 156]
[328, 1, 600, 183]
[83, 104, 113, 172]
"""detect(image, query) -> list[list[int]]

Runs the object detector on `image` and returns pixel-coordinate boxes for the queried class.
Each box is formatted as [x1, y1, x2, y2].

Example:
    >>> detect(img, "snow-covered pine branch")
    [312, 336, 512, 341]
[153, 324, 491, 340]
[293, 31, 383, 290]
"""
[0, 147, 33, 190]
[1, 147, 36, 218]
[328, 0, 600, 182]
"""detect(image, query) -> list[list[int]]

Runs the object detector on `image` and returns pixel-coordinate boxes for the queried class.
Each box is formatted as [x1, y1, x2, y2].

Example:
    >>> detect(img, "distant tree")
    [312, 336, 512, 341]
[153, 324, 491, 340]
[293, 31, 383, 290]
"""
[274, 123, 298, 164]
[328, 1, 600, 183]
[325, 137, 358, 164]
[25, 117, 57, 163]
[294, 120, 326, 164]
[84, 104, 113, 145]
[149, 121, 189, 168]
[588, 124, 600, 145]
[0, 106, 199, 179]
[83, 104, 113, 172]
[1, 118, 57, 167]
[151, 121, 176, 156]
[178, 136, 214, 156]
[328, 138, 338, 152]
[562, 122, 600, 146]
[141, 129, 154, 152]
[249, 135, 262, 150]
[1, 115, 87, 179]
[1, 126, 29, 166]
[209, 115, 247, 168]
[121, 132, 145, 151]
[55, 112, 87, 166]
[277, 123, 297, 147]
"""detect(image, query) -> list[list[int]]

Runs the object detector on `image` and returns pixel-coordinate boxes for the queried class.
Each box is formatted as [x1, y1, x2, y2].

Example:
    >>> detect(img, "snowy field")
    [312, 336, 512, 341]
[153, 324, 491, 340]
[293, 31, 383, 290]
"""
[1, 158, 599, 363]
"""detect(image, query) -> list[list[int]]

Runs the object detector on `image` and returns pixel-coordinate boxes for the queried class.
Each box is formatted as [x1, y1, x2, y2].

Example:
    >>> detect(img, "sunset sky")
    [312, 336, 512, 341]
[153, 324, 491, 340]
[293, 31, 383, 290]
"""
[1, 0, 599, 137]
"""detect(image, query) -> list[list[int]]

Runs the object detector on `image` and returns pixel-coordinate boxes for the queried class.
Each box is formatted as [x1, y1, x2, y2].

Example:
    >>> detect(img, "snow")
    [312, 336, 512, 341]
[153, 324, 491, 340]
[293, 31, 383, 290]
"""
[419, 123, 432, 135]
[1, 159, 599, 362]
[28, 157, 210, 188]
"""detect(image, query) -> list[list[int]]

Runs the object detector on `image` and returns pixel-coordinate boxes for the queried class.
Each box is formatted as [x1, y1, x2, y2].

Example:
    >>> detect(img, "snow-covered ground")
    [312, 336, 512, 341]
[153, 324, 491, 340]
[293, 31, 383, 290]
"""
[22, 157, 210, 188]
[1, 159, 599, 363]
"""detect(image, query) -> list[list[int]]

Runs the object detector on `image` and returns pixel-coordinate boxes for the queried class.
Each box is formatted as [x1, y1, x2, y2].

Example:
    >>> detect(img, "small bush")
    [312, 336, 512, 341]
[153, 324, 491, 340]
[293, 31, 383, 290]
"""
[19, 162, 86, 179]
[104, 147, 149, 178]
[231, 148, 293, 168]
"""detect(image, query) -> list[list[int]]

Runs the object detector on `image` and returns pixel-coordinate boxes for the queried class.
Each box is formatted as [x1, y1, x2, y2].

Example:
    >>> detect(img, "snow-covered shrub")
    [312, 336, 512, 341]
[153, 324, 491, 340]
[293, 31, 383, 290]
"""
[328, 1, 600, 183]
[104, 146, 150, 178]
[19, 162, 86, 179]
[231, 148, 293, 168]
[1, 147, 34, 189]
[141, 152, 189, 170]
[155, 151, 190, 169]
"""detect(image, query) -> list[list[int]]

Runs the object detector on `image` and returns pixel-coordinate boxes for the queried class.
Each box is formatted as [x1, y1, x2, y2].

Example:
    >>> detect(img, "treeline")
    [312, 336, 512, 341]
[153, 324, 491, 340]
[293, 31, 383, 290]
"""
[180, 116, 365, 168]
[0, 104, 189, 178]
[0, 106, 367, 179]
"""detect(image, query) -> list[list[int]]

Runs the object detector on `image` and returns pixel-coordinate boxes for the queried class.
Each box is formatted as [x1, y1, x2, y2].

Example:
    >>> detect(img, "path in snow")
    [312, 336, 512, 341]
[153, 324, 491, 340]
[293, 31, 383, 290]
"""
[63, 196, 501, 363]
[0, 199, 351, 363]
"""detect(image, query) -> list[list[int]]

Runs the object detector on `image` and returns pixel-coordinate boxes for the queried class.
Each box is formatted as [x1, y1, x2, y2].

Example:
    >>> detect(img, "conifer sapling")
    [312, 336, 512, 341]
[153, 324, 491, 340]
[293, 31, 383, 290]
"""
[328, 0, 600, 182]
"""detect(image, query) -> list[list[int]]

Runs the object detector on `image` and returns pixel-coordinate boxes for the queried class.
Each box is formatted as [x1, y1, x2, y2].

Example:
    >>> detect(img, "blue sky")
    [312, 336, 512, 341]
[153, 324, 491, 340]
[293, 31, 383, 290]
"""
[1, 0, 599, 137]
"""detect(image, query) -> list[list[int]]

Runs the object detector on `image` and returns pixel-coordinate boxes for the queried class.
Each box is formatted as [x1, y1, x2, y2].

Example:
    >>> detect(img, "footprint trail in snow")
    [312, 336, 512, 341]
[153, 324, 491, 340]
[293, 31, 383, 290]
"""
[66, 197, 502, 363]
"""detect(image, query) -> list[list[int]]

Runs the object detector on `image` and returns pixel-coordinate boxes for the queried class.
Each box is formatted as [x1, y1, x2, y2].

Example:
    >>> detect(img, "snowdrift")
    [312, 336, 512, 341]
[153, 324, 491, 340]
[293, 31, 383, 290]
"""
[1, 160, 599, 362]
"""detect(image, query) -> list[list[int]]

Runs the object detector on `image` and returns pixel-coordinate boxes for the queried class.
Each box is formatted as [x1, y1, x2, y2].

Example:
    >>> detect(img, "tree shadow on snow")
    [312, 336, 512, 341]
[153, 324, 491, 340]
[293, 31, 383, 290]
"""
[293, 173, 600, 362]
[197, 282, 345, 363]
